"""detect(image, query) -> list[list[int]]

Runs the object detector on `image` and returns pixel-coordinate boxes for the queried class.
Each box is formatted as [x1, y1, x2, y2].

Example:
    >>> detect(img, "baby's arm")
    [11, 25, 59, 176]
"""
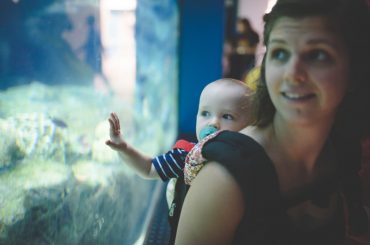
[105, 112, 159, 179]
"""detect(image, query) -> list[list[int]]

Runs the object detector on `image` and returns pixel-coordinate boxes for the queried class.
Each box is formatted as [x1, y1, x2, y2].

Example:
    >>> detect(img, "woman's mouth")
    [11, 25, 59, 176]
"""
[282, 92, 315, 101]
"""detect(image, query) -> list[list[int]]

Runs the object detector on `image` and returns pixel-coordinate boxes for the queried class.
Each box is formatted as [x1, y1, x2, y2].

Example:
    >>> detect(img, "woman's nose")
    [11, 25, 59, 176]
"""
[285, 56, 307, 84]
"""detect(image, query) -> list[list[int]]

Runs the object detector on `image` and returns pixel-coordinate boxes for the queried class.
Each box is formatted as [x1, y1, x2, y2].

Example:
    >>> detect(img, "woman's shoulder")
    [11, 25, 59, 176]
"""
[203, 130, 264, 153]
[201, 130, 281, 205]
[175, 161, 246, 244]
[201, 129, 269, 165]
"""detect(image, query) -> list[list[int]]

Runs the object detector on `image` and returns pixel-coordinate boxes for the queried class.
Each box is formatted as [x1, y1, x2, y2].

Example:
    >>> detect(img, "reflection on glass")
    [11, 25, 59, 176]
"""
[0, 0, 178, 244]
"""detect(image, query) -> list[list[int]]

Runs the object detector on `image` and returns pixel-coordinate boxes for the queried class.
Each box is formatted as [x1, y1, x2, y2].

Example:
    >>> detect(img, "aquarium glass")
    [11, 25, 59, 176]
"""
[0, 0, 178, 244]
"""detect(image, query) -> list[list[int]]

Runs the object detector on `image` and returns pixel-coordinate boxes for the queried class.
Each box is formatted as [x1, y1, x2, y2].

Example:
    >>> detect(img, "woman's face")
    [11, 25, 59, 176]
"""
[265, 16, 350, 126]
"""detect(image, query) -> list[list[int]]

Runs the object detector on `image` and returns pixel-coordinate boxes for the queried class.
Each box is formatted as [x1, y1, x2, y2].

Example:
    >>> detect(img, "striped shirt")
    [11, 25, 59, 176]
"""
[152, 148, 189, 181]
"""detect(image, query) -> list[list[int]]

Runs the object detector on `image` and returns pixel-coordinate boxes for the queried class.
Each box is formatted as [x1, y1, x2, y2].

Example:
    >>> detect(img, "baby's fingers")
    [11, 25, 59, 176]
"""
[106, 140, 119, 148]
[111, 113, 121, 131]
[112, 112, 121, 130]
[105, 140, 127, 151]
[108, 113, 121, 135]
[108, 118, 120, 136]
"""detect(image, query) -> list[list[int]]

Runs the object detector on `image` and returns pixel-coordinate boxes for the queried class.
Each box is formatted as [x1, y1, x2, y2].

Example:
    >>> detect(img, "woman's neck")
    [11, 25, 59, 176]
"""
[267, 114, 335, 172]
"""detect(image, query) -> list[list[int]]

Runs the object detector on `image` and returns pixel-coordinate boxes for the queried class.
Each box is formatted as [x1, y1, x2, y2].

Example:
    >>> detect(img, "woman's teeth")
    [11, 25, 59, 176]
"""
[282, 92, 314, 100]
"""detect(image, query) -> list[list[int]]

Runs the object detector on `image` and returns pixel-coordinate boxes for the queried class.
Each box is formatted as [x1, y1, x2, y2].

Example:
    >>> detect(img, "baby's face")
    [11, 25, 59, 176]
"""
[196, 82, 251, 141]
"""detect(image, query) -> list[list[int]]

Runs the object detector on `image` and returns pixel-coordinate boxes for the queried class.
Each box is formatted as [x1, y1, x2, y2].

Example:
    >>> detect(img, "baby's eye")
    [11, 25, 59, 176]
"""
[304, 50, 332, 63]
[269, 48, 289, 62]
[223, 114, 234, 120]
[200, 111, 210, 117]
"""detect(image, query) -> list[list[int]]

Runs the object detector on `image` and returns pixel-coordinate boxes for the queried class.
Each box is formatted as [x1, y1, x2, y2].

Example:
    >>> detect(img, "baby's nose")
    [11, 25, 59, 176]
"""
[209, 117, 220, 128]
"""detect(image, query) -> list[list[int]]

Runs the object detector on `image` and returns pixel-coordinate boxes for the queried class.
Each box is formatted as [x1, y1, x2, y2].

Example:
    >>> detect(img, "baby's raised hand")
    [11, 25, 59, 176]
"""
[106, 112, 128, 151]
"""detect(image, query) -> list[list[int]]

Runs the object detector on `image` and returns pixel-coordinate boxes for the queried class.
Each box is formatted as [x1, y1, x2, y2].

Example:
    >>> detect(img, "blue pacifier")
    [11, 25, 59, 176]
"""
[199, 126, 218, 140]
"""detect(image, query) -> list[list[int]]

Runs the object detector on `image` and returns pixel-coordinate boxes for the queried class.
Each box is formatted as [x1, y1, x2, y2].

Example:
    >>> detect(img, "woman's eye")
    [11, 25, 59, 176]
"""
[304, 50, 332, 63]
[270, 48, 289, 62]
[223, 114, 234, 120]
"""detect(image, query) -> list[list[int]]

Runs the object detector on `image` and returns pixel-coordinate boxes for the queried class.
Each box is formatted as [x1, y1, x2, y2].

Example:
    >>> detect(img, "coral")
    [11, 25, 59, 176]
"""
[0, 120, 22, 170]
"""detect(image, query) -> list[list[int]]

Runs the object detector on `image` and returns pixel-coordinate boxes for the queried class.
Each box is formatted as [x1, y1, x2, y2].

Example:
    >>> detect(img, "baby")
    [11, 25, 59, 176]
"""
[106, 78, 254, 243]
[106, 78, 254, 181]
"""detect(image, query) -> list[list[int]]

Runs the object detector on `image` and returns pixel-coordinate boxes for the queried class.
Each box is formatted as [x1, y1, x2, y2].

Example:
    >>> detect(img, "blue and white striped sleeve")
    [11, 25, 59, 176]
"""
[152, 148, 188, 181]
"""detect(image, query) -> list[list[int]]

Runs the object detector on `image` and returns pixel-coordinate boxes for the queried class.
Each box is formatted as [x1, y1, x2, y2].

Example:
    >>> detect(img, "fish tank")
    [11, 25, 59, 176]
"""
[0, 0, 178, 244]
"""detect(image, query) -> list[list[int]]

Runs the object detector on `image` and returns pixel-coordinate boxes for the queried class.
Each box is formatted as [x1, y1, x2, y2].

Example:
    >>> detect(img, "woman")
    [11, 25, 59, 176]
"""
[175, 0, 370, 244]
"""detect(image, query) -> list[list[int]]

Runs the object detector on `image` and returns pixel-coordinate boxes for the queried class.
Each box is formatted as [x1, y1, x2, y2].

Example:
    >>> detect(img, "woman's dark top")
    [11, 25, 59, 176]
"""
[202, 131, 345, 245]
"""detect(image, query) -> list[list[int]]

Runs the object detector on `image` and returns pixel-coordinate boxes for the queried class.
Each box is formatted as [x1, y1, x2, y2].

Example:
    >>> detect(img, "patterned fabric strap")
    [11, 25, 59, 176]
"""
[184, 131, 222, 185]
